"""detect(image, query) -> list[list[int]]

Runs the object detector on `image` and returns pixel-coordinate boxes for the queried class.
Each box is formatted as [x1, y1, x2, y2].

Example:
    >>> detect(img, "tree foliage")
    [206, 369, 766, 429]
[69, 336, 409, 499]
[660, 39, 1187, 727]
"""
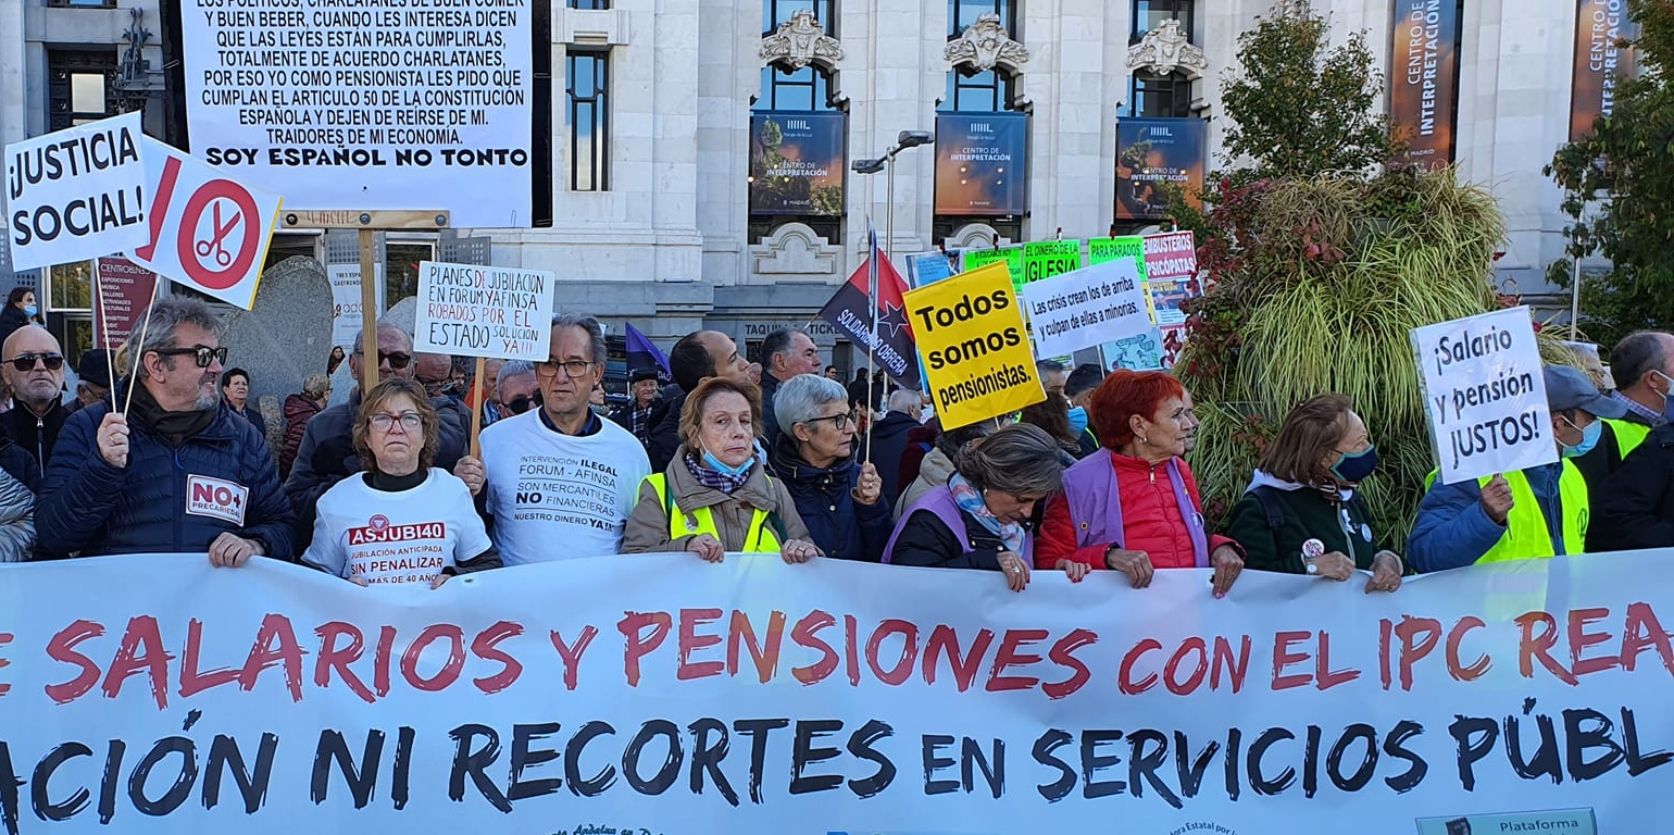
[1216, 0, 1397, 182]
[1547, 0, 1674, 347]
[1171, 1, 1511, 544]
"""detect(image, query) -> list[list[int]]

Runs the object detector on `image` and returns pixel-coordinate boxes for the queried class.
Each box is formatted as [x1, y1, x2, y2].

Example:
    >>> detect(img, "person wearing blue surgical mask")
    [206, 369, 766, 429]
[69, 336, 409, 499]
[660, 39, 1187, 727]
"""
[0, 288, 38, 350]
[622, 376, 819, 563]
[1223, 394, 1403, 592]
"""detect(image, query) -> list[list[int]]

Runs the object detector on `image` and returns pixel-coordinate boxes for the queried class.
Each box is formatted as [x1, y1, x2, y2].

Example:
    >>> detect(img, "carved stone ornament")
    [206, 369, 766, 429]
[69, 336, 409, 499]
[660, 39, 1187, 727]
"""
[1126, 18, 1208, 79]
[760, 11, 843, 72]
[944, 13, 1030, 73]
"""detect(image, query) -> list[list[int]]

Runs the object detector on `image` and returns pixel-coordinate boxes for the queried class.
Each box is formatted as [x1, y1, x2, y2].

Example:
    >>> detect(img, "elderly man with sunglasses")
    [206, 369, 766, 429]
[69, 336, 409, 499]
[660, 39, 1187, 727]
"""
[283, 322, 470, 550]
[0, 325, 71, 483]
[35, 298, 295, 563]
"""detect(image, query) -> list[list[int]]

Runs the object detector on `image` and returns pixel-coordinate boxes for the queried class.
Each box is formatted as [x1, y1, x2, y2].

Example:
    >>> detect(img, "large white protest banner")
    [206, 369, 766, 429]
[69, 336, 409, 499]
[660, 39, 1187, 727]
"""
[328, 264, 386, 349]
[413, 261, 554, 361]
[1021, 258, 1152, 358]
[1413, 306, 1557, 485]
[0, 552, 1668, 832]
[4, 112, 148, 271]
[179, 0, 534, 228]
[128, 138, 282, 310]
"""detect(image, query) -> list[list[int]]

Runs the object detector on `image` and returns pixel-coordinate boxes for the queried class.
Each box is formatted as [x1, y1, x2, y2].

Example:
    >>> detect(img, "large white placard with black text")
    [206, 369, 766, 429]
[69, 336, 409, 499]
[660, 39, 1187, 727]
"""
[1, 551, 1669, 833]
[179, 0, 533, 227]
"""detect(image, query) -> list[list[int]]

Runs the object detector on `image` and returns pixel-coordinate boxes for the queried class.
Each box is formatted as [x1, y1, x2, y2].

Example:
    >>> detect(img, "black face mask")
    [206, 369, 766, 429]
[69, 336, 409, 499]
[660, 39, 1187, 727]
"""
[505, 396, 535, 415]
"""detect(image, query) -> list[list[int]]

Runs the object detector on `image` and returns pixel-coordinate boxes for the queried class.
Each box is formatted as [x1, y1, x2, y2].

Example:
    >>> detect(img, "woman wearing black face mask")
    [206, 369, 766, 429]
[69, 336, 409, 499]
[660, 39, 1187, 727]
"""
[1222, 394, 1403, 593]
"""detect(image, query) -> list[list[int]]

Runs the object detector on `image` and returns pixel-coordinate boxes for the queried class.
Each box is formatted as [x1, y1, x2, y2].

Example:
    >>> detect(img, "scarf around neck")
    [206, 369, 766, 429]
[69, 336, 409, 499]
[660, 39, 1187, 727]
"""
[948, 473, 1024, 554]
[684, 451, 752, 494]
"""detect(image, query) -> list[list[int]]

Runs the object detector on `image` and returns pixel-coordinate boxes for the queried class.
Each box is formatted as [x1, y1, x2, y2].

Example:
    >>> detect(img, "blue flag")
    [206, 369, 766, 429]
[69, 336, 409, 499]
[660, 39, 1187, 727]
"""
[625, 323, 670, 376]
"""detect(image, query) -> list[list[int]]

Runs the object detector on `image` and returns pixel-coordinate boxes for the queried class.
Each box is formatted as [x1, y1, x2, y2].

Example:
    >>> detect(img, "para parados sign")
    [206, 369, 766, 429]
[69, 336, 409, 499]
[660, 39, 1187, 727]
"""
[903, 261, 1044, 428]
[1411, 306, 1556, 485]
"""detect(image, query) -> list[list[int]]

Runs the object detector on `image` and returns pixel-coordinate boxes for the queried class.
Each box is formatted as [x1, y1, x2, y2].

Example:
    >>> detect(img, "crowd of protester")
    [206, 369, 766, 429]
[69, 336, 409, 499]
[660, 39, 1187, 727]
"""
[3, 296, 1672, 597]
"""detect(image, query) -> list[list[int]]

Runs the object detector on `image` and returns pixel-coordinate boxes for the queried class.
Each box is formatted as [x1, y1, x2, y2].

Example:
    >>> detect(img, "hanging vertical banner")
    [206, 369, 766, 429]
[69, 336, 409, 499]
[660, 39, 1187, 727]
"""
[934, 113, 1028, 216]
[749, 112, 846, 216]
[93, 256, 159, 350]
[1390, 0, 1462, 170]
[1569, 0, 1639, 141]
[1115, 118, 1208, 221]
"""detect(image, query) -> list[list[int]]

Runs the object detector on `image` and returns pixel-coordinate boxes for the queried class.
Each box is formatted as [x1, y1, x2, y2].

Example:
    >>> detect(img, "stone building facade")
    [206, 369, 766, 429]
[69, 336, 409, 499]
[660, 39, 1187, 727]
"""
[0, 0, 1617, 377]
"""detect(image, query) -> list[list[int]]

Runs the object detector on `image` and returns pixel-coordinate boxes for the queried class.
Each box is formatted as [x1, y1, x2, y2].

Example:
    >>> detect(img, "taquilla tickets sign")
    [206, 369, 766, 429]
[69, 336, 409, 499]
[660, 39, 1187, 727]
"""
[0, 551, 1670, 832]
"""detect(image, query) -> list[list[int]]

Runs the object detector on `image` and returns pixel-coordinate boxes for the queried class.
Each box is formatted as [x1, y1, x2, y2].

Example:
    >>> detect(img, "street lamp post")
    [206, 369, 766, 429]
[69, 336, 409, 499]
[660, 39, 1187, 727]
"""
[850, 129, 933, 458]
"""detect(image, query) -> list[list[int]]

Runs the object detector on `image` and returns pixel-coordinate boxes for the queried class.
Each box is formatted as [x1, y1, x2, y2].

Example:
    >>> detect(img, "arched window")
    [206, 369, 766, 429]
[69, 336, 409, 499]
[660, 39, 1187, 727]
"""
[758, 65, 839, 113]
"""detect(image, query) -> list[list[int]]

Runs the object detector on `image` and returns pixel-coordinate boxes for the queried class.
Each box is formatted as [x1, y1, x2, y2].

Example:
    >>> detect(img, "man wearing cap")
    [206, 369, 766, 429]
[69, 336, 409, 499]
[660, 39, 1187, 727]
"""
[1407, 366, 1612, 570]
[610, 367, 660, 446]
[69, 349, 112, 414]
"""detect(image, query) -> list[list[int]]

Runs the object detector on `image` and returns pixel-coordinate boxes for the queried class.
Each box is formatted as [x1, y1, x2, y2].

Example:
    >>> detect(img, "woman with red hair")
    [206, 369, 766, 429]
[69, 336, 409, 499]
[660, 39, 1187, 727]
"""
[1036, 370, 1245, 596]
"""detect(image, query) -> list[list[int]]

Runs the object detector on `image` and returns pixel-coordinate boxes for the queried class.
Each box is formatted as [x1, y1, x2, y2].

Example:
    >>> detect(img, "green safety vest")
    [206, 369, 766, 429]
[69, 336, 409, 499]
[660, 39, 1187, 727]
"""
[1422, 462, 1589, 562]
[643, 473, 782, 553]
[1601, 418, 1651, 458]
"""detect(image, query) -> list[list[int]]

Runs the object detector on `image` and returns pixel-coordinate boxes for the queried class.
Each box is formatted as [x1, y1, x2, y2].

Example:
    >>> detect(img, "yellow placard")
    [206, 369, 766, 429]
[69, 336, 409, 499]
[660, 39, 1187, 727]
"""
[903, 261, 1045, 429]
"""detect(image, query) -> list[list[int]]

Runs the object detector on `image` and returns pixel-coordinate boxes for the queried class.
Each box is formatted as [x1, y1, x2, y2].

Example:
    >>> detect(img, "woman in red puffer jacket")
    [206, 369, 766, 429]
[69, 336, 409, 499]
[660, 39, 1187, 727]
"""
[1036, 370, 1246, 597]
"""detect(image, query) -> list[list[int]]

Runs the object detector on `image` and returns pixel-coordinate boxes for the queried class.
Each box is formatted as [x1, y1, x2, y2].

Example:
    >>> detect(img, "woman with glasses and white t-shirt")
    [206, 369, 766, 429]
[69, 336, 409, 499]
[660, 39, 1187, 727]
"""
[302, 378, 498, 587]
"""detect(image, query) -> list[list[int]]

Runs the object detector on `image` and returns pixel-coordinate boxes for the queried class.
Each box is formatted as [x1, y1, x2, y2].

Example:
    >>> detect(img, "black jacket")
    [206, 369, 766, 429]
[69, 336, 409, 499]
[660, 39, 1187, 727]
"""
[1, 400, 68, 475]
[760, 371, 786, 449]
[37, 397, 295, 559]
[283, 387, 469, 551]
[1222, 483, 1384, 574]
[1594, 425, 1674, 551]
[229, 401, 268, 444]
[868, 411, 919, 505]
[768, 434, 892, 562]
[889, 502, 1007, 572]
[645, 388, 687, 473]
[0, 306, 31, 349]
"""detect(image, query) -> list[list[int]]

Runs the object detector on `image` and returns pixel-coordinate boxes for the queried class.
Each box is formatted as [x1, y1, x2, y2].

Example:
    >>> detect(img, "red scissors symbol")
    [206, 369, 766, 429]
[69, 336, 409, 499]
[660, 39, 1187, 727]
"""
[193, 201, 241, 268]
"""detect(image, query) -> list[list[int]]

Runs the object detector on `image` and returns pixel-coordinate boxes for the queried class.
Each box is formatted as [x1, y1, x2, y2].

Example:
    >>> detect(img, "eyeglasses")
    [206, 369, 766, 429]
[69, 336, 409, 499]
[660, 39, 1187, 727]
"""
[368, 412, 422, 431]
[504, 396, 535, 414]
[535, 359, 595, 378]
[152, 346, 228, 368]
[6, 353, 63, 372]
[803, 412, 855, 430]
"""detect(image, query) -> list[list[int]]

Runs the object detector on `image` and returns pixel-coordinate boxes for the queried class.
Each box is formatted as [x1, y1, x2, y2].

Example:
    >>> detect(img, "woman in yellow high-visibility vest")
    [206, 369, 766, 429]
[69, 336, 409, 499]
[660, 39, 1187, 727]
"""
[1408, 366, 1617, 570]
[621, 376, 821, 562]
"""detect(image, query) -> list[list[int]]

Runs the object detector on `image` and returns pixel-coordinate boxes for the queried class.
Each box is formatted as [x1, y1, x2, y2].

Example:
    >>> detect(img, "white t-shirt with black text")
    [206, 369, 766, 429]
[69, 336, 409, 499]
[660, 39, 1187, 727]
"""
[479, 410, 652, 564]
[302, 468, 493, 585]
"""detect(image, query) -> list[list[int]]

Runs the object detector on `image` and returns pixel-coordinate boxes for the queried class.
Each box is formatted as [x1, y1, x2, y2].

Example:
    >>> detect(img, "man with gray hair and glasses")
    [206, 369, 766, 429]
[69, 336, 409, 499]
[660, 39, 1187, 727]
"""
[36, 297, 295, 563]
[466, 314, 651, 563]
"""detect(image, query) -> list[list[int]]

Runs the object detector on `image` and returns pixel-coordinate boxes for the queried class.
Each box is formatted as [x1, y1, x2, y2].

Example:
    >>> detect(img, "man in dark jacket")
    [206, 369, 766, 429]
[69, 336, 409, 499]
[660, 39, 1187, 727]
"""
[609, 366, 661, 446]
[36, 298, 295, 562]
[1595, 423, 1674, 551]
[0, 325, 70, 476]
[869, 388, 923, 506]
[758, 328, 822, 448]
[645, 330, 753, 472]
[284, 322, 469, 549]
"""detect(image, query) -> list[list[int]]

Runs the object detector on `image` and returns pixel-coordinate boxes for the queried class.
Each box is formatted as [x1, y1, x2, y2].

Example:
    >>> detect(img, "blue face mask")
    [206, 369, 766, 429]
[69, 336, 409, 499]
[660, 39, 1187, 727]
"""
[1067, 406, 1089, 436]
[23, 306, 36, 318]
[702, 448, 753, 477]
[1561, 416, 1602, 459]
[1331, 445, 1379, 484]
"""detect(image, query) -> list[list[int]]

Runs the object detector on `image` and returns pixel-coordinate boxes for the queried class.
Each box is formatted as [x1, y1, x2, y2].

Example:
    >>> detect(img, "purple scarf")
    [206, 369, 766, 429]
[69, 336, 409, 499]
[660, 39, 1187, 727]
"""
[684, 451, 752, 494]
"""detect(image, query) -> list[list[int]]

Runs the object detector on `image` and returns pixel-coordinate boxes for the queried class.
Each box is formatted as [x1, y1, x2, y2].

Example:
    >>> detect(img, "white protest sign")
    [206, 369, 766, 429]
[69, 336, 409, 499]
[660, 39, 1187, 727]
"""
[413, 261, 554, 361]
[1020, 259, 1151, 358]
[180, 0, 534, 228]
[128, 137, 282, 310]
[4, 112, 148, 271]
[328, 263, 386, 349]
[1412, 306, 1557, 485]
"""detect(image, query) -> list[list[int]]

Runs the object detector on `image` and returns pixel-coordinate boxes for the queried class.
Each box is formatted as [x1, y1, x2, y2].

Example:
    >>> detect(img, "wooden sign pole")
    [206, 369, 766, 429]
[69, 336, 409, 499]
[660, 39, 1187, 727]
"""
[469, 356, 486, 458]
[278, 210, 450, 391]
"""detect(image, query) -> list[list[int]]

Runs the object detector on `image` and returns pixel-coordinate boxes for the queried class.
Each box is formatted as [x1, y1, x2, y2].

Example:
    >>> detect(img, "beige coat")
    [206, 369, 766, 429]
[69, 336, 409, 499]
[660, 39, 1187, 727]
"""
[894, 447, 957, 520]
[622, 451, 811, 553]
